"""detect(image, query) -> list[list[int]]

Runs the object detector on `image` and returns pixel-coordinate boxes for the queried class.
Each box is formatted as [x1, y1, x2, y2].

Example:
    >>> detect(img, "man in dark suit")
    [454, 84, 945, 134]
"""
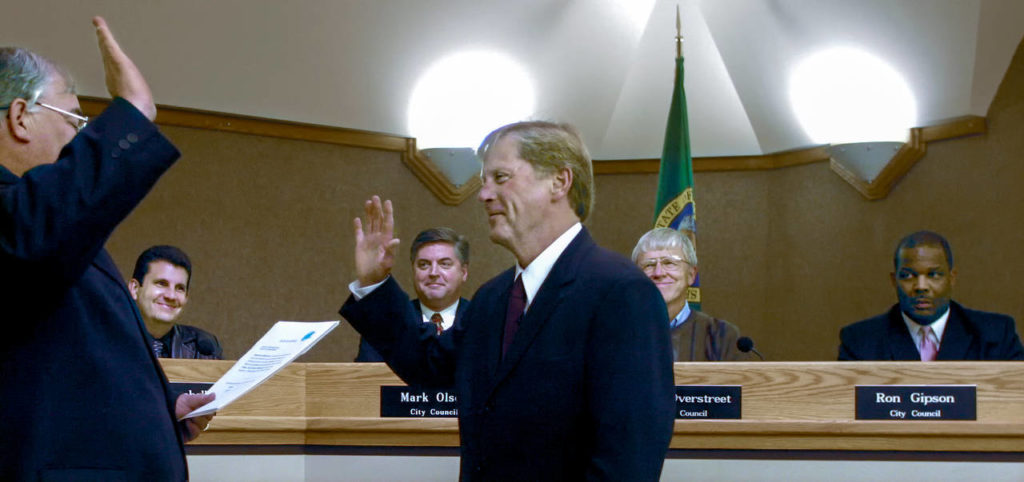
[342, 121, 675, 480]
[355, 227, 470, 362]
[839, 230, 1024, 361]
[130, 245, 224, 359]
[632, 227, 756, 361]
[0, 19, 214, 481]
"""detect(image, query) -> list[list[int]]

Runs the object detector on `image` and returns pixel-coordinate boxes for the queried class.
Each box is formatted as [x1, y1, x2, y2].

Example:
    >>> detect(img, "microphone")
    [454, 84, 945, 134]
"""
[197, 338, 217, 357]
[736, 336, 765, 360]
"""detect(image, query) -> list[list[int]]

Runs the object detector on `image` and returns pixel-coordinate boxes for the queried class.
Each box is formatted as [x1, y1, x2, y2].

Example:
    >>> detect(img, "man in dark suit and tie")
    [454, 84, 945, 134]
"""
[839, 230, 1024, 361]
[355, 227, 471, 362]
[341, 121, 675, 480]
[0, 18, 214, 481]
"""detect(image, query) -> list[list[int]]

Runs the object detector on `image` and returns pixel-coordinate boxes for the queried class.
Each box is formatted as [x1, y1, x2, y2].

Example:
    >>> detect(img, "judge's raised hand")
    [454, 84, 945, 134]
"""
[353, 195, 400, 287]
[92, 16, 156, 120]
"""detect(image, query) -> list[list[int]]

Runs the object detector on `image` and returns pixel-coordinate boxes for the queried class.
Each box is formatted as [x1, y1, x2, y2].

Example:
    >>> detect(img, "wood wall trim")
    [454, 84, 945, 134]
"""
[830, 115, 986, 200]
[79, 97, 478, 206]
[594, 145, 831, 175]
[80, 98, 984, 201]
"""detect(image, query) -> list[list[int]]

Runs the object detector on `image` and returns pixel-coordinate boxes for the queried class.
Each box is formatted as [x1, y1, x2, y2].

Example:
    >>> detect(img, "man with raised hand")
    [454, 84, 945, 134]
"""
[355, 227, 470, 362]
[0, 18, 213, 481]
[342, 121, 675, 480]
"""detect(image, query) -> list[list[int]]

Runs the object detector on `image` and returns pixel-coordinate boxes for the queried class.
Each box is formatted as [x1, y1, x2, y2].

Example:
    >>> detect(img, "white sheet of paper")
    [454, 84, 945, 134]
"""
[182, 320, 339, 419]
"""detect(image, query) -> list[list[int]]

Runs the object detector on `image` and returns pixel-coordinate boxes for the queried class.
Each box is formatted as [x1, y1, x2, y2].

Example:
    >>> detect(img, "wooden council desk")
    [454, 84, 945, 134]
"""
[163, 360, 1024, 455]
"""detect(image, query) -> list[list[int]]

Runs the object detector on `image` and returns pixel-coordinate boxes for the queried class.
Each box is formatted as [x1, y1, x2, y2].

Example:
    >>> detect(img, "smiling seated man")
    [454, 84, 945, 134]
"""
[130, 245, 223, 359]
[355, 227, 471, 362]
[839, 231, 1024, 361]
[633, 227, 755, 361]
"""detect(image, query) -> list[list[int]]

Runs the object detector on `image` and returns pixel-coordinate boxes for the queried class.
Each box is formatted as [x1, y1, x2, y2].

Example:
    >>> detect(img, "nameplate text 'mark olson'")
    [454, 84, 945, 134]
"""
[380, 386, 458, 418]
[855, 385, 976, 420]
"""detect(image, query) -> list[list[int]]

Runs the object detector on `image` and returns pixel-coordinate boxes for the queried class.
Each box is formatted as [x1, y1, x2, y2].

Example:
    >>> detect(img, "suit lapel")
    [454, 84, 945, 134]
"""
[885, 306, 921, 360]
[937, 305, 973, 360]
[487, 229, 590, 393]
[94, 249, 168, 374]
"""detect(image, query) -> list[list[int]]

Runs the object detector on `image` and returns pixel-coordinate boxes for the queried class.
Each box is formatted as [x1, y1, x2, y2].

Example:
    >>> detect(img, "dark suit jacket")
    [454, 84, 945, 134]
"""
[355, 298, 469, 362]
[0, 98, 188, 481]
[672, 309, 756, 361]
[838, 301, 1024, 361]
[342, 228, 675, 481]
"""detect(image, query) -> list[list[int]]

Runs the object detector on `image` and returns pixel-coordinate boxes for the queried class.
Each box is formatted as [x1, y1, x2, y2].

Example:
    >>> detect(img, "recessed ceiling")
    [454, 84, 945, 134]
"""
[5, 0, 1022, 159]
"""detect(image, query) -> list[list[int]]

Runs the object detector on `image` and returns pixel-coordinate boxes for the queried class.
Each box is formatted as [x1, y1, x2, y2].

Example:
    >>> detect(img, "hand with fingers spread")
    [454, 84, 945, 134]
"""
[92, 16, 156, 120]
[353, 195, 401, 287]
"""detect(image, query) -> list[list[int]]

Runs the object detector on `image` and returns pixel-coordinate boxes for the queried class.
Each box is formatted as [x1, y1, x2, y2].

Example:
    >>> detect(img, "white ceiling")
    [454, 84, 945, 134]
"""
[5, 0, 1022, 160]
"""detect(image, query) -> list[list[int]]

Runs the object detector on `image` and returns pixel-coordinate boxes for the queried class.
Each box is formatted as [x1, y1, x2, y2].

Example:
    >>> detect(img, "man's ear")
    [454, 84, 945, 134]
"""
[686, 265, 698, 288]
[550, 166, 573, 200]
[4, 98, 33, 142]
[128, 278, 140, 300]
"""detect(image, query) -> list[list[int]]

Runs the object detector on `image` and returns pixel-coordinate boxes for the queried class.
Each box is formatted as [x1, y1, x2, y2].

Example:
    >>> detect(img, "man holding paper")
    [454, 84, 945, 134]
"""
[0, 18, 213, 481]
[342, 121, 675, 480]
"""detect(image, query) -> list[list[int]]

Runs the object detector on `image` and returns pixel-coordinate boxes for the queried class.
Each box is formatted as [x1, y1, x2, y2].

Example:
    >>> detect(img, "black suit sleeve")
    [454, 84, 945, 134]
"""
[995, 316, 1024, 360]
[0, 97, 179, 296]
[341, 277, 457, 387]
[838, 326, 859, 361]
[584, 275, 675, 480]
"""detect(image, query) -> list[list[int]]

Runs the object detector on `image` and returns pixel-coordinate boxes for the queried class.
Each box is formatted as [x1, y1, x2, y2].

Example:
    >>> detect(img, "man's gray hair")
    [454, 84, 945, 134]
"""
[631, 227, 698, 266]
[0, 47, 73, 110]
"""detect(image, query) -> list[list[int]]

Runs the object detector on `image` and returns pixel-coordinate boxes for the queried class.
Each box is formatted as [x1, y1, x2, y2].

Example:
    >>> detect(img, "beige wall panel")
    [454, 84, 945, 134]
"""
[109, 39, 1024, 362]
[106, 129, 511, 362]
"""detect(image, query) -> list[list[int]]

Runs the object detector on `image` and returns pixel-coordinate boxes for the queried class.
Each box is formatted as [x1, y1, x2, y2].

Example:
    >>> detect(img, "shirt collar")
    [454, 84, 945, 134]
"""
[670, 301, 691, 330]
[420, 299, 460, 330]
[902, 306, 950, 347]
[514, 222, 582, 312]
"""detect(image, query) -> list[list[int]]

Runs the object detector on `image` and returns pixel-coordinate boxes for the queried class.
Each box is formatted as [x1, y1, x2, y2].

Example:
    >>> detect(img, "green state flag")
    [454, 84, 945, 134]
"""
[653, 54, 700, 310]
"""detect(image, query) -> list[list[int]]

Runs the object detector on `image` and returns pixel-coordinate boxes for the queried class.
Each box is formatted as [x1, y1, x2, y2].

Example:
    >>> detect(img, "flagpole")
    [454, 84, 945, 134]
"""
[676, 5, 683, 59]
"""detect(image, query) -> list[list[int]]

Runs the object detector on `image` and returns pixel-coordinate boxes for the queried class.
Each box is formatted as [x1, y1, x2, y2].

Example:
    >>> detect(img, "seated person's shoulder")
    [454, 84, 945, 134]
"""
[840, 312, 890, 338]
[180, 324, 223, 359]
[959, 305, 1018, 337]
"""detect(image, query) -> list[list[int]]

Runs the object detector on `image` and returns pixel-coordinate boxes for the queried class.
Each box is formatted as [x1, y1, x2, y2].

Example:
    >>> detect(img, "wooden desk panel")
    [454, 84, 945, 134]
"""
[162, 360, 1024, 451]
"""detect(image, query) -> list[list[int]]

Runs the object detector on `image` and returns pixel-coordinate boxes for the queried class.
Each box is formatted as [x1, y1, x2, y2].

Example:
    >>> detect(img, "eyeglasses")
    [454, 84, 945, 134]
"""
[34, 102, 88, 132]
[639, 255, 688, 274]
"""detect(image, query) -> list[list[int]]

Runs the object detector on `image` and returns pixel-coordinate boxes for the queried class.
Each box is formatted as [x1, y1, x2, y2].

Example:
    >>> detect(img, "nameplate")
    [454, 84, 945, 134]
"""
[675, 385, 741, 419]
[855, 385, 976, 420]
[380, 386, 458, 418]
[169, 382, 214, 399]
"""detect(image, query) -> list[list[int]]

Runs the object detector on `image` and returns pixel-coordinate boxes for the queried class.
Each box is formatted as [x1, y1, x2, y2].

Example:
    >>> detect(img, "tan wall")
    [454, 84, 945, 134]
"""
[109, 39, 1024, 362]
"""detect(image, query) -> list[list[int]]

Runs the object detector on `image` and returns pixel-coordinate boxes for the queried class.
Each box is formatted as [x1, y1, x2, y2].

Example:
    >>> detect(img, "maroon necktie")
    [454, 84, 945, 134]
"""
[430, 312, 444, 335]
[502, 276, 527, 358]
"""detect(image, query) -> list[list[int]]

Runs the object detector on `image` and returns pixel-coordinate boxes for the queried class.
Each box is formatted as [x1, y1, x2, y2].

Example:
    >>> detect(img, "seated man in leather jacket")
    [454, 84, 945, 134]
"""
[129, 245, 223, 359]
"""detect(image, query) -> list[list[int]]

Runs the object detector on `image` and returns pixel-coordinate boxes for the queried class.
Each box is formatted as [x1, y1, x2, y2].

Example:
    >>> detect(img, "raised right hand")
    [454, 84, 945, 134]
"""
[93, 16, 157, 120]
[353, 195, 401, 287]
